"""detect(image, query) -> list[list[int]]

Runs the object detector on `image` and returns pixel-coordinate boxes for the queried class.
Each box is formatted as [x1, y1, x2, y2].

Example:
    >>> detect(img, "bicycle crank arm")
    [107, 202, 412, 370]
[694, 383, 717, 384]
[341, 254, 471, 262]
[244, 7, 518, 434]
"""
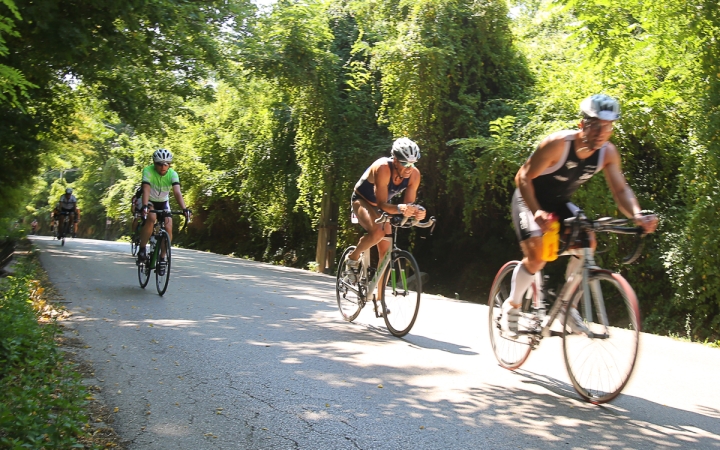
[338, 279, 362, 297]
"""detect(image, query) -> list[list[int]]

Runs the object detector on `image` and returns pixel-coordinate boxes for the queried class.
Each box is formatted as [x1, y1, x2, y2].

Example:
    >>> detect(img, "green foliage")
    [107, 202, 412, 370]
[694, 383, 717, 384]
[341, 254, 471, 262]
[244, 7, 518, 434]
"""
[0, 258, 92, 448]
[548, 0, 719, 340]
[0, 0, 255, 229]
[447, 116, 527, 230]
[0, 0, 35, 108]
[7, 0, 720, 339]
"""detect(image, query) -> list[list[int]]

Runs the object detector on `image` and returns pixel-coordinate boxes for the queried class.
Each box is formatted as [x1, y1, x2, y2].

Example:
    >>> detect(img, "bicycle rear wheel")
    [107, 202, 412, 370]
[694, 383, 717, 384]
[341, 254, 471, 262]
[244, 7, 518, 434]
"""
[562, 270, 640, 404]
[155, 232, 172, 296]
[488, 261, 534, 370]
[336, 246, 363, 322]
[379, 250, 421, 337]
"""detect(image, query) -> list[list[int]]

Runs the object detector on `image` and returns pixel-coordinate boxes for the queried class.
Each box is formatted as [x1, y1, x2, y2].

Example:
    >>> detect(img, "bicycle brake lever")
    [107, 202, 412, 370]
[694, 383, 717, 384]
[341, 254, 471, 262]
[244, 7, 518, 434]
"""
[622, 232, 645, 265]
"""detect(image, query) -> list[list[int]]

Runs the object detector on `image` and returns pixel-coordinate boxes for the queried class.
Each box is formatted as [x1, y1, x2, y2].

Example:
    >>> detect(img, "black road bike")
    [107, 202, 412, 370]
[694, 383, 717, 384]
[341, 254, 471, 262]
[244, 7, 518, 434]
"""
[137, 210, 189, 296]
[55, 211, 74, 246]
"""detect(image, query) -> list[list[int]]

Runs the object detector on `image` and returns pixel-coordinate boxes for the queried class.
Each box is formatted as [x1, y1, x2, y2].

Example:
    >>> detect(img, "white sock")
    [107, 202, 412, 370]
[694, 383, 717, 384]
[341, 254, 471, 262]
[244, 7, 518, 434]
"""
[508, 262, 535, 307]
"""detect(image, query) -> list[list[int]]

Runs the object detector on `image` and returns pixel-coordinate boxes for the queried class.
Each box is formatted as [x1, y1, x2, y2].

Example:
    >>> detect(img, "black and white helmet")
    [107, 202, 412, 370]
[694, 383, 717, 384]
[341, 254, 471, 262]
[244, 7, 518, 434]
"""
[153, 148, 173, 163]
[580, 94, 621, 121]
[65, 188, 73, 194]
[391, 137, 421, 163]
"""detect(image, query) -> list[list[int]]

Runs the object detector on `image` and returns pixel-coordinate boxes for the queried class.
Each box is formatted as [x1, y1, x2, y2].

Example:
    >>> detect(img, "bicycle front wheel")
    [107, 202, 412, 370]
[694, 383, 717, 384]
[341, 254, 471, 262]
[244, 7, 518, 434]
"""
[155, 232, 172, 296]
[336, 246, 363, 322]
[562, 270, 640, 404]
[488, 261, 534, 370]
[379, 250, 421, 337]
[137, 254, 151, 289]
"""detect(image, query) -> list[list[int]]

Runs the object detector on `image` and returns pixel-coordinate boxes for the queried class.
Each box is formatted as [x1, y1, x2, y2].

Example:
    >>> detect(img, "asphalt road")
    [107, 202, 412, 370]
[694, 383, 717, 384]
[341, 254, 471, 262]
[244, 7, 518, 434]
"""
[33, 236, 720, 449]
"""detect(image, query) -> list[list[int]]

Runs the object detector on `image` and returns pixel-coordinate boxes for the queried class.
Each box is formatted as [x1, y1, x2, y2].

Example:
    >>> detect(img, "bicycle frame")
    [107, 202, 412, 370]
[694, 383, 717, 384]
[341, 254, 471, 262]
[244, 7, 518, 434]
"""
[339, 235, 395, 302]
[56, 212, 74, 237]
[146, 211, 176, 265]
[525, 226, 639, 341]
[536, 247, 597, 338]
[338, 214, 434, 304]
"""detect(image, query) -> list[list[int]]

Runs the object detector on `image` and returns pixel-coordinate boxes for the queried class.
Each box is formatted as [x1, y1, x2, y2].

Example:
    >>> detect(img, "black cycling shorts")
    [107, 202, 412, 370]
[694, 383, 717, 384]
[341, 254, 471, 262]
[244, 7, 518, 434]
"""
[150, 201, 170, 211]
[511, 189, 580, 242]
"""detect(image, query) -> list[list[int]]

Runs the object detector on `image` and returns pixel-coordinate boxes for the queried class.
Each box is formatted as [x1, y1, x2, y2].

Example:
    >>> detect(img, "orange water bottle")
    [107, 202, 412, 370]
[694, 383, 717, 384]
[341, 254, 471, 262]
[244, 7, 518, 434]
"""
[541, 213, 560, 261]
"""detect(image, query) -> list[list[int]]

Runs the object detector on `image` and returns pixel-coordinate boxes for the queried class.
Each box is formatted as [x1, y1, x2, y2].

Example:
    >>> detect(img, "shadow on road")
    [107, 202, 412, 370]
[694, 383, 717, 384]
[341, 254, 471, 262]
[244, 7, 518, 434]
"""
[36, 238, 720, 449]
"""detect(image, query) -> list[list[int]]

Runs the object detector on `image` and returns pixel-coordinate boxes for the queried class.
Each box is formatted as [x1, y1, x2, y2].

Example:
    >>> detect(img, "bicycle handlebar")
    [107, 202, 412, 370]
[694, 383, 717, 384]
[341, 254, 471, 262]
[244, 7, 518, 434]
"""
[146, 210, 192, 233]
[375, 213, 437, 231]
[559, 212, 647, 264]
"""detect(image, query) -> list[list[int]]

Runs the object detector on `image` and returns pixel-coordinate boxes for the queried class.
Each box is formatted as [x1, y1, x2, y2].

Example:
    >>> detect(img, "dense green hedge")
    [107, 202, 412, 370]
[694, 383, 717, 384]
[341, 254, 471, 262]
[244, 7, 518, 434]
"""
[0, 255, 95, 449]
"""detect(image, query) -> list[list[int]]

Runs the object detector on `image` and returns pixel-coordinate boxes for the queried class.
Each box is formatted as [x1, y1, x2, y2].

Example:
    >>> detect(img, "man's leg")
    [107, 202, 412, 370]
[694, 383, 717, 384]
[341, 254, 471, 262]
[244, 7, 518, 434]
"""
[508, 238, 546, 307]
[504, 190, 547, 334]
[347, 198, 386, 262]
[138, 212, 156, 261]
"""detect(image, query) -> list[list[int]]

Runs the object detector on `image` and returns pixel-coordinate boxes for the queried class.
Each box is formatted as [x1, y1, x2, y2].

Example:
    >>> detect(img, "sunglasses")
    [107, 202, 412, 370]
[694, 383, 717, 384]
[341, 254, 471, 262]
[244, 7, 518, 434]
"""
[398, 160, 415, 168]
[154, 162, 170, 167]
[584, 120, 614, 133]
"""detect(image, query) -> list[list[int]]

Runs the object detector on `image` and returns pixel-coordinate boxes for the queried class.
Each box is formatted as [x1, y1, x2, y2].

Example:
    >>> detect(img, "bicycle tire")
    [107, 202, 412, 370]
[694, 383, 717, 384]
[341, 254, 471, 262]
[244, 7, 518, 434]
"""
[155, 231, 172, 296]
[488, 261, 534, 370]
[379, 250, 421, 337]
[336, 246, 363, 322]
[137, 254, 151, 289]
[562, 270, 640, 404]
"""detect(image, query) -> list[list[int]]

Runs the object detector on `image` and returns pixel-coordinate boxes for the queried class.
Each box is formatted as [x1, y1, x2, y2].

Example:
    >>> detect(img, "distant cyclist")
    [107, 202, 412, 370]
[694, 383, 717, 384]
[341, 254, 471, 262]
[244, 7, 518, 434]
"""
[130, 185, 144, 235]
[137, 149, 192, 275]
[504, 94, 658, 335]
[56, 188, 79, 238]
[345, 138, 427, 281]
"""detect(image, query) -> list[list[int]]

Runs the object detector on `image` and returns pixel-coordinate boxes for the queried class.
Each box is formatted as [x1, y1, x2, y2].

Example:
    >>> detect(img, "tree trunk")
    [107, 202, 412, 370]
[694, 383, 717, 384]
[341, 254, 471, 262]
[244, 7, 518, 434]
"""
[315, 192, 337, 274]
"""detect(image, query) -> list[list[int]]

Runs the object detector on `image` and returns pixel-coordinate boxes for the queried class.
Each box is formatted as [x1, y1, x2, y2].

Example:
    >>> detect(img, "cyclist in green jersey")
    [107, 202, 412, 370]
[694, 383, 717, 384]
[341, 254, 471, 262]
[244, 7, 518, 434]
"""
[137, 149, 192, 273]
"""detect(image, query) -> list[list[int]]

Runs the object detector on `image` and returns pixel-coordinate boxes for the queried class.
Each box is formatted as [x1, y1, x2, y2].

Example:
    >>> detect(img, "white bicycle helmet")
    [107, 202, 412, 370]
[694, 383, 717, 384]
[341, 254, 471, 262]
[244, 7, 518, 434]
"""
[391, 137, 421, 163]
[153, 148, 173, 163]
[580, 94, 621, 121]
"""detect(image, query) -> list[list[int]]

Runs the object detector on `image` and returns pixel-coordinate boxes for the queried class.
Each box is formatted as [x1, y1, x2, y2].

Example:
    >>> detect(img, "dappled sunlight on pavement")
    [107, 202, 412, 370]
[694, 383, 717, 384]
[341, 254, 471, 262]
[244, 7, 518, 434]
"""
[31, 236, 720, 449]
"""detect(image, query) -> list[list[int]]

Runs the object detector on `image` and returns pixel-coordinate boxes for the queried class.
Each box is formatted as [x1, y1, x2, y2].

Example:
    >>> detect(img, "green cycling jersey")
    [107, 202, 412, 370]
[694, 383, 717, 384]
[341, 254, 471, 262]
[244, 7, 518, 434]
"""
[142, 164, 180, 202]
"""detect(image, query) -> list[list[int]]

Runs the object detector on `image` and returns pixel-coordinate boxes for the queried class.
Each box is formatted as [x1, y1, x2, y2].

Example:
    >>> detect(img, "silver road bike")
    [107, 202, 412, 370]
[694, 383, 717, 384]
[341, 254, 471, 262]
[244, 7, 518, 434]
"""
[336, 213, 436, 337]
[489, 214, 647, 403]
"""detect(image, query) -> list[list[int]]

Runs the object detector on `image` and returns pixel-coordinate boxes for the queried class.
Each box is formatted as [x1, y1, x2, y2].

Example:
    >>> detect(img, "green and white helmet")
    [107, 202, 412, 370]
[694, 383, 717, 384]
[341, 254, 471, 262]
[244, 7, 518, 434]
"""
[580, 94, 621, 121]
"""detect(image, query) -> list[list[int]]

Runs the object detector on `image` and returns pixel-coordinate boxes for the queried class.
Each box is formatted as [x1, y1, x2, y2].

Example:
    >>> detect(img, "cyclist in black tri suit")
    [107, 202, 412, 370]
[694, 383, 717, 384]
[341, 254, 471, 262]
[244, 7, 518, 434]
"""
[345, 138, 427, 280]
[503, 94, 658, 335]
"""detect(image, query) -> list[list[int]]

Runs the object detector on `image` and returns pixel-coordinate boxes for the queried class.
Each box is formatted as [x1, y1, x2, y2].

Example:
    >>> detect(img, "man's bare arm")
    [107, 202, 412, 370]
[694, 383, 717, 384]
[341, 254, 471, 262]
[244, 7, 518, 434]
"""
[172, 185, 187, 210]
[515, 133, 565, 231]
[602, 145, 658, 233]
[602, 145, 640, 218]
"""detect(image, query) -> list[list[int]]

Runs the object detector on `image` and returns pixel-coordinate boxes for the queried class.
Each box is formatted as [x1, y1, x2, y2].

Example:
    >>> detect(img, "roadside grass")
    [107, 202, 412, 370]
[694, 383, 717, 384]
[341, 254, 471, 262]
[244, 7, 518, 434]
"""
[0, 245, 123, 449]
